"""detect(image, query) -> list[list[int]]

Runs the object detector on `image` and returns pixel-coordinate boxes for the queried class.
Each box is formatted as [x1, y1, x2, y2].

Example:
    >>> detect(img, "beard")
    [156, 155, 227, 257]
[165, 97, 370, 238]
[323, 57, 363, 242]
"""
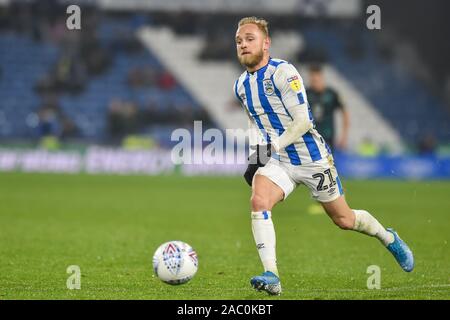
[238, 49, 264, 69]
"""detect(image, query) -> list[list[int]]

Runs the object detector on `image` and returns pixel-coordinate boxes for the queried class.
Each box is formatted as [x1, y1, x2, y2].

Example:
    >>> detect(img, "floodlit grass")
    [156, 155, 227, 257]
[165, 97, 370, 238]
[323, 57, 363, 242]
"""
[0, 173, 449, 299]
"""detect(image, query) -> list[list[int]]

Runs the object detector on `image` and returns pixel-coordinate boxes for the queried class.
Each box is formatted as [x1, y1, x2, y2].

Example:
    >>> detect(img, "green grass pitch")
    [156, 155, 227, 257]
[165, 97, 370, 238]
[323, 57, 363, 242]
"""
[0, 172, 449, 299]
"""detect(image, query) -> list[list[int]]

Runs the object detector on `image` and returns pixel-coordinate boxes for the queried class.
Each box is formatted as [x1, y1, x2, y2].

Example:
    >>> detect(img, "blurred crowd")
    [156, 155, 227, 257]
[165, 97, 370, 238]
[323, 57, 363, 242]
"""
[0, 2, 447, 155]
[1, 1, 211, 146]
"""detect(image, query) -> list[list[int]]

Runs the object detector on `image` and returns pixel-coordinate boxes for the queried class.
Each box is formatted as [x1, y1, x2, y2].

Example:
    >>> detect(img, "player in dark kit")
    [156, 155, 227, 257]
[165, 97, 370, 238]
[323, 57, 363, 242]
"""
[306, 64, 350, 151]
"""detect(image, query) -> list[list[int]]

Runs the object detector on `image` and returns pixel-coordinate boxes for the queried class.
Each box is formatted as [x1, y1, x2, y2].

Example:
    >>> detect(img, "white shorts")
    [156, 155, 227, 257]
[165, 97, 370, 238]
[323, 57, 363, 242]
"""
[255, 155, 344, 203]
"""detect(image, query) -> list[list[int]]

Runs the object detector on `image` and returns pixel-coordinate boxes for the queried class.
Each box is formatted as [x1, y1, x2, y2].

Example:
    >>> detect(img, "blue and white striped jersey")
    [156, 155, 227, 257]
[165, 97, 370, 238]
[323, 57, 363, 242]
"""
[234, 58, 330, 165]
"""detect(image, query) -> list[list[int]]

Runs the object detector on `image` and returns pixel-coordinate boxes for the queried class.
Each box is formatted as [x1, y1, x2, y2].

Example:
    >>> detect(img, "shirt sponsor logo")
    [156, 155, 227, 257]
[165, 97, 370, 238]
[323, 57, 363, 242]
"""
[287, 75, 301, 92]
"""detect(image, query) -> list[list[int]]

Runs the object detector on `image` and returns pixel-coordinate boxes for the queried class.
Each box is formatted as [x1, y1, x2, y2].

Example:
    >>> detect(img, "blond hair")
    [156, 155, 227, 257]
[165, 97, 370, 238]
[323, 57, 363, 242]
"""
[238, 16, 269, 38]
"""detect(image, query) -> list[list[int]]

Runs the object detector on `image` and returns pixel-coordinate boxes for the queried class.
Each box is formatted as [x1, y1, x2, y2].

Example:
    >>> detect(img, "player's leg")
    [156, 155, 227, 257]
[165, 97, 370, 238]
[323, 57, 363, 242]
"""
[250, 173, 284, 276]
[321, 195, 393, 245]
[249, 160, 296, 295]
[251, 174, 285, 211]
[320, 195, 414, 272]
[299, 157, 414, 272]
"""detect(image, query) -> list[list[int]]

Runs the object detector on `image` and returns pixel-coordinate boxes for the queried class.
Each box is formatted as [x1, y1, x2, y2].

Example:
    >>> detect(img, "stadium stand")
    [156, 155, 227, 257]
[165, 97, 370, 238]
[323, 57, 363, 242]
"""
[0, 11, 213, 147]
[0, 7, 448, 154]
[299, 24, 450, 148]
[140, 25, 404, 153]
[0, 32, 59, 138]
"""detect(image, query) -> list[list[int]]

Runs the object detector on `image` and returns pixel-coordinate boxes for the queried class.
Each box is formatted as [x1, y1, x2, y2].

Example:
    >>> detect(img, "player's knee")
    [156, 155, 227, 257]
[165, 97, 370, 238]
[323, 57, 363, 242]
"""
[251, 194, 270, 211]
[333, 216, 354, 230]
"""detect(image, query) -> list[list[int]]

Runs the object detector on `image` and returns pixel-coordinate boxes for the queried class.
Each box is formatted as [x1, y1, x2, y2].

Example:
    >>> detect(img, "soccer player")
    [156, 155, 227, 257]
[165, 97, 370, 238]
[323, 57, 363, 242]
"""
[233, 17, 414, 295]
[306, 64, 350, 151]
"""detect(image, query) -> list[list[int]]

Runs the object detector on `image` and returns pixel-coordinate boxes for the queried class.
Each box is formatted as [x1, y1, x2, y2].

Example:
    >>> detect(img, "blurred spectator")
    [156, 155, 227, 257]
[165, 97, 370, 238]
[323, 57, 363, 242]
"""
[79, 32, 112, 76]
[55, 53, 87, 93]
[35, 52, 87, 95]
[306, 64, 350, 151]
[157, 71, 177, 90]
[2, 6, 216, 144]
[417, 133, 437, 155]
[37, 105, 60, 137]
[36, 94, 77, 139]
[138, 99, 212, 130]
[127, 66, 158, 88]
[107, 99, 139, 140]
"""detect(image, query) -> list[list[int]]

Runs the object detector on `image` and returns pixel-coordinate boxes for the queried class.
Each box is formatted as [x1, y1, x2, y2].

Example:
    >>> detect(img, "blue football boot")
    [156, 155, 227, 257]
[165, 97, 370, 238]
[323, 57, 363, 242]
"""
[386, 228, 414, 272]
[250, 271, 282, 295]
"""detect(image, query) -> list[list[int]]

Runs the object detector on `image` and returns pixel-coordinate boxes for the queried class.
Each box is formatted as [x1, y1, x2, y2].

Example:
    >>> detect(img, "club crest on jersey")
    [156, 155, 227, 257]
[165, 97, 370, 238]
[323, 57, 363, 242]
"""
[287, 75, 301, 92]
[262, 79, 274, 96]
[239, 93, 246, 101]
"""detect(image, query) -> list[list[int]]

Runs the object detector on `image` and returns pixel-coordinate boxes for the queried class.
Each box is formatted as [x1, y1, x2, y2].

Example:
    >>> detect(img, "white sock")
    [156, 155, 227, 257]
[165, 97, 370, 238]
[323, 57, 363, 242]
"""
[251, 211, 279, 276]
[352, 209, 394, 246]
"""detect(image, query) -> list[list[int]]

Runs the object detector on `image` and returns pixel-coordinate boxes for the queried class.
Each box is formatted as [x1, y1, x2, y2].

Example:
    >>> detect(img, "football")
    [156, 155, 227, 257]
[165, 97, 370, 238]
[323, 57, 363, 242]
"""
[152, 241, 198, 285]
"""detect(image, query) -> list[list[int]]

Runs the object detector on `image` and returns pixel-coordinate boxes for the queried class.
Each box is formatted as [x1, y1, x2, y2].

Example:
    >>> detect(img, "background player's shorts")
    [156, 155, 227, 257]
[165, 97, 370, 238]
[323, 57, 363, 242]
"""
[255, 156, 344, 202]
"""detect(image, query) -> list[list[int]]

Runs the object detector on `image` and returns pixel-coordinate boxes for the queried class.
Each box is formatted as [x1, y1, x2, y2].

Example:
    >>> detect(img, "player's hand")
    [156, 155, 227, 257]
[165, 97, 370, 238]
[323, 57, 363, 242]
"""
[244, 144, 272, 186]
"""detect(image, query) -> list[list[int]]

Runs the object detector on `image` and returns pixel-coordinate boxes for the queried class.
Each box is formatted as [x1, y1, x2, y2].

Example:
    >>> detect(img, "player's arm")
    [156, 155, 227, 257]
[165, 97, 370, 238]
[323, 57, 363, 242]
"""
[270, 64, 313, 153]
